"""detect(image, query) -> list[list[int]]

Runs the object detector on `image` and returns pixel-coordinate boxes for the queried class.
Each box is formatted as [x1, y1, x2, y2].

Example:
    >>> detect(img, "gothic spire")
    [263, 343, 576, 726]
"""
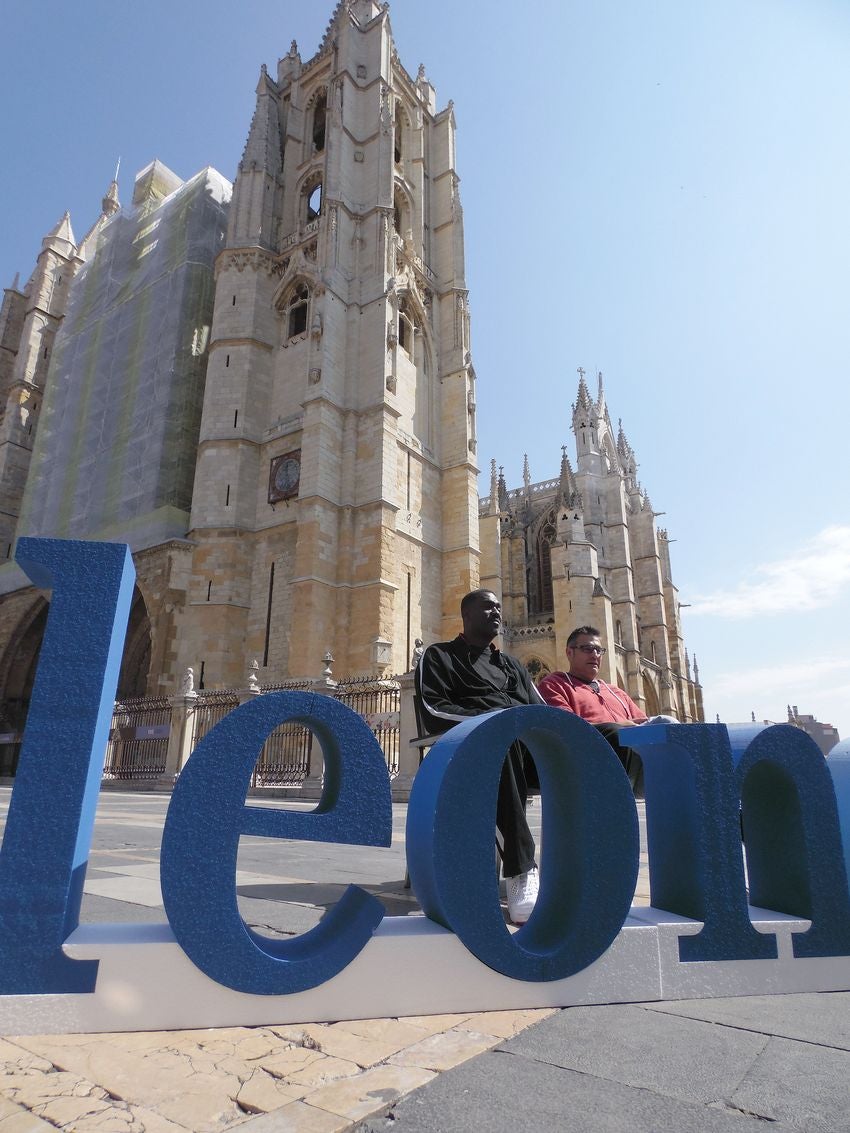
[488, 459, 499, 515]
[240, 65, 282, 176]
[76, 169, 122, 262]
[596, 369, 606, 413]
[497, 466, 509, 511]
[522, 453, 531, 495]
[101, 164, 120, 218]
[318, 0, 347, 52]
[616, 418, 637, 485]
[43, 211, 76, 251]
[574, 366, 592, 412]
[559, 444, 571, 481]
[559, 444, 577, 502]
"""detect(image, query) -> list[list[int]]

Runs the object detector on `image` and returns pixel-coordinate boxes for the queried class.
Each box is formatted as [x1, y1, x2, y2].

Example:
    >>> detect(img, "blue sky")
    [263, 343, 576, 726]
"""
[1, 1, 848, 738]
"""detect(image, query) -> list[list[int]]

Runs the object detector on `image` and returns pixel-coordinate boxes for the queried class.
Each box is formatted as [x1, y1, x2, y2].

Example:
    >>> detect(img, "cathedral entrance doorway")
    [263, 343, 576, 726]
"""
[0, 585, 153, 776]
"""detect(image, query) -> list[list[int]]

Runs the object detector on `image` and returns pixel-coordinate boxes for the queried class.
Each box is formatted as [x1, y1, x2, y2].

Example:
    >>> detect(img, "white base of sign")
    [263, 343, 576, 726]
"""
[5, 907, 850, 1035]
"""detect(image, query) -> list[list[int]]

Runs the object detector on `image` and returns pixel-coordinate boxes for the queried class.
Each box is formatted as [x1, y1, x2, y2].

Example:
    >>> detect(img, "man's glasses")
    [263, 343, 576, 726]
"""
[572, 644, 606, 656]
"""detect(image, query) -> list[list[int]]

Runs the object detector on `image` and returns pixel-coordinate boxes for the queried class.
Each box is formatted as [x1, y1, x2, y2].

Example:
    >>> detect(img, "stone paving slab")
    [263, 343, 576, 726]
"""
[359, 994, 850, 1133]
[358, 1048, 759, 1133]
[501, 1002, 769, 1105]
[727, 1033, 850, 1131]
[0, 1011, 557, 1133]
[644, 990, 850, 1050]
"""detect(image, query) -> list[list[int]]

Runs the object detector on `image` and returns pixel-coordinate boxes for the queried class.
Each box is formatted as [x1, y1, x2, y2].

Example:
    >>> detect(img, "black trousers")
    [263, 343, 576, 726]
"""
[496, 740, 536, 877]
[595, 723, 644, 797]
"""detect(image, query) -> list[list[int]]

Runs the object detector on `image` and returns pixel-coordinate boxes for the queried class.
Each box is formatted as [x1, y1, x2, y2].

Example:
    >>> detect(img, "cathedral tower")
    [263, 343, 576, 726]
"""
[182, 1, 479, 684]
[0, 214, 79, 557]
[480, 370, 703, 723]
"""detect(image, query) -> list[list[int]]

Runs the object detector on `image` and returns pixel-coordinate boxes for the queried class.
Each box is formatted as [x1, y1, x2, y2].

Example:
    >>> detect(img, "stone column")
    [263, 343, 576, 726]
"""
[302, 652, 338, 798]
[164, 685, 199, 782]
[393, 670, 421, 801]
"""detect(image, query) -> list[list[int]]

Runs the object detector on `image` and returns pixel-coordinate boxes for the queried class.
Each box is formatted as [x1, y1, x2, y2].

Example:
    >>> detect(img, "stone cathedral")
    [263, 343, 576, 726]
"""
[0, 0, 702, 731]
[481, 372, 702, 722]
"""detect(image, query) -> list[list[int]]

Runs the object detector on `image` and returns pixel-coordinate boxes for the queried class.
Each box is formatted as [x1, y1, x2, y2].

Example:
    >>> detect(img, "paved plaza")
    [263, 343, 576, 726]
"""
[0, 788, 847, 1131]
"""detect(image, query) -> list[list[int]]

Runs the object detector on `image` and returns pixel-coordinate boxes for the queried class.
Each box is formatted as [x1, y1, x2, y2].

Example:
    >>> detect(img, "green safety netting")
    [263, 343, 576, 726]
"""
[18, 167, 231, 552]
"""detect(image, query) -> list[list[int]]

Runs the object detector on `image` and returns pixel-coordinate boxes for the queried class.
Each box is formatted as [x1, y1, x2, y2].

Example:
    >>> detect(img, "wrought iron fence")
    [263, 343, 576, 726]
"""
[247, 677, 401, 781]
[91, 675, 401, 788]
[0, 734, 22, 777]
[0, 698, 27, 777]
[104, 697, 172, 780]
[333, 676, 401, 777]
[253, 680, 313, 786]
[253, 719, 313, 787]
[189, 690, 240, 750]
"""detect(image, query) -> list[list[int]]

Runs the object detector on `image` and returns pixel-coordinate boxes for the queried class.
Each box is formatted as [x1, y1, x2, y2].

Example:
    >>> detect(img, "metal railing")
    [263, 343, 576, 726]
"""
[104, 697, 172, 780]
[1, 675, 401, 787]
[333, 677, 400, 777]
[189, 689, 239, 751]
[0, 734, 22, 777]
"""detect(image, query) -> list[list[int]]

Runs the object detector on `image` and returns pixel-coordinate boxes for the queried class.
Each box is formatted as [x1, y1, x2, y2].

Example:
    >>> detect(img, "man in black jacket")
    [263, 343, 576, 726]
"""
[415, 589, 542, 924]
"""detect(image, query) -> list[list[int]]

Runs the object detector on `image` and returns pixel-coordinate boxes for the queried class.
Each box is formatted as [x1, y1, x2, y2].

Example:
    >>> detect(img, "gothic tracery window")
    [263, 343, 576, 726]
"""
[394, 103, 403, 165]
[393, 187, 408, 237]
[312, 91, 327, 153]
[306, 182, 322, 222]
[398, 298, 415, 359]
[286, 283, 310, 339]
[528, 509, 556, 617]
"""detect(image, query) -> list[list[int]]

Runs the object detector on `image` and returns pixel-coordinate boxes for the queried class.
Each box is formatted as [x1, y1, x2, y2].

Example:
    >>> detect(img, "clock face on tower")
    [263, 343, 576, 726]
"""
[269, 450, 301, 502]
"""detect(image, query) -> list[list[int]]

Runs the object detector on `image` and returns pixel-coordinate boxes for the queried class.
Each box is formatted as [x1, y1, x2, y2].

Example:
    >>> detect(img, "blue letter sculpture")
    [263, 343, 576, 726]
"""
[0, 539, 135, 993]
[407, 706, 639, 981]
[161, 692, 392, 994]
[629, 722, 850, 962]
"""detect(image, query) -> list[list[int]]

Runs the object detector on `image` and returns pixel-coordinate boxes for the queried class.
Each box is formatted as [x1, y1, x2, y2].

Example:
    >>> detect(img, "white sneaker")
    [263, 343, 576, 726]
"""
[506, 865, 539, 925]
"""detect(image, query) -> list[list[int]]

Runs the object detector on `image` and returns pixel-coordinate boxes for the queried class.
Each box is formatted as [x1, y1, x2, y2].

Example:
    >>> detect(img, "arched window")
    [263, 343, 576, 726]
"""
[286, 284, 310, 339]
[306, 181, 322, 223]
[393, 187, 406, 236]
[528, 510, 556, 617]
[398, 298, 415, 359]
[394, 103, 403, 164]
[312, 91, 327, 153]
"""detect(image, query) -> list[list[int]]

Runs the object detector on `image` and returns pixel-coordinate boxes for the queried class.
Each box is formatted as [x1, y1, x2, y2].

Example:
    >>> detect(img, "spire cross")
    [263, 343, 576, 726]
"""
[576, 367, 586, 380]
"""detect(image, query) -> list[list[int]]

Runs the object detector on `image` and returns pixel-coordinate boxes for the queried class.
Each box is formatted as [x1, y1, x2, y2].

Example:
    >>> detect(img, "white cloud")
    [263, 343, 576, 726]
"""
[704, 657, 850, 740]
[688, 525, 850, 618]
[710, 658, 850, 699]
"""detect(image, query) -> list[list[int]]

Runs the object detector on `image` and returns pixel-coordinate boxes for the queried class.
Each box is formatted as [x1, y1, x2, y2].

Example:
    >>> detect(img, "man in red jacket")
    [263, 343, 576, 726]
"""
[537, 625, 647, 724]
[538, 625, 650, 790]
